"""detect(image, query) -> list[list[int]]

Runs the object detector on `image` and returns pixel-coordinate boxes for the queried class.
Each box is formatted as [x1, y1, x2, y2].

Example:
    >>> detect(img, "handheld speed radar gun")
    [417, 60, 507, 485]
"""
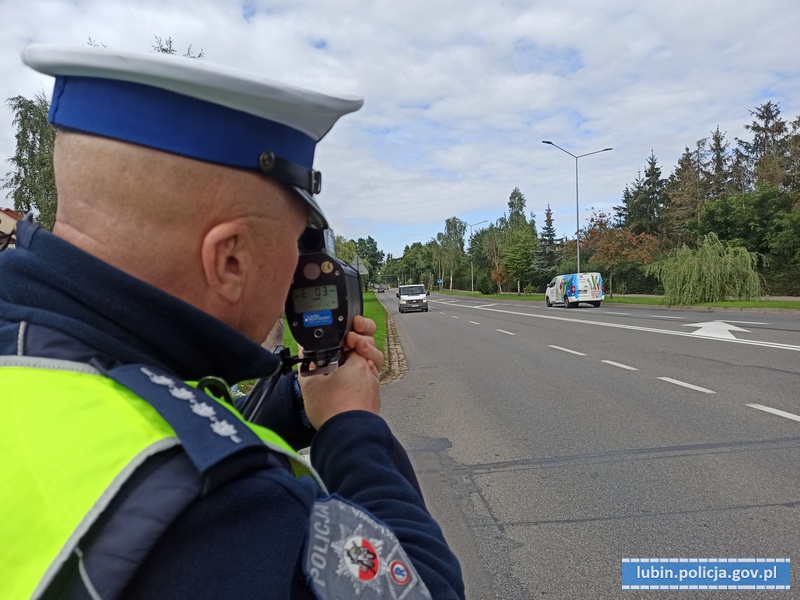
[285, 228, 363, 376]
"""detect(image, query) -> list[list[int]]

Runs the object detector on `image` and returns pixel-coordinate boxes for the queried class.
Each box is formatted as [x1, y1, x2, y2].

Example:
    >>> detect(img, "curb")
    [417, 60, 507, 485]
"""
[380, 311, 407, 386]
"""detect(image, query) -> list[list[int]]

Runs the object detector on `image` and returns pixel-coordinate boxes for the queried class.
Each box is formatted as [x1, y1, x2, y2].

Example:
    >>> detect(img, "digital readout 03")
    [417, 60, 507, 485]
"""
[292, 284, 339, 313]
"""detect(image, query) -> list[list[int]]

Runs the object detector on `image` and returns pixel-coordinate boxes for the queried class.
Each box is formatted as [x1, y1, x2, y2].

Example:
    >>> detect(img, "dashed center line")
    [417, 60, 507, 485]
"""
[469, 321, 480, 325]
[605, 312, 630, 316]
[657, 377, 715, 394]
[451, 315, 460, 319]
[548, 345, 586, 356]
[747, 404, 800, 423]
[496, 329, 516, 336]
[649, 315, 685, 319]
[602, 360, 638, 371]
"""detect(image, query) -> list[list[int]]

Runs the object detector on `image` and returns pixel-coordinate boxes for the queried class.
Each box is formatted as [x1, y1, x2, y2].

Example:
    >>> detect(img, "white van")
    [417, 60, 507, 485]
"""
[396, 284, 429, 313]
[545, 272, 604, 308]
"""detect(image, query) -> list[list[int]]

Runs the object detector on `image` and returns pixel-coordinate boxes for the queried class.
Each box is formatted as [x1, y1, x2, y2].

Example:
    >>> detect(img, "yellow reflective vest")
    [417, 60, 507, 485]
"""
[0, 364, 318, 600]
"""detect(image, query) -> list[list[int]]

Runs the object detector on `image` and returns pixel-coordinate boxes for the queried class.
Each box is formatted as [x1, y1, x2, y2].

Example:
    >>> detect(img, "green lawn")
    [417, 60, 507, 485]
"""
[433, 289, 800, 310]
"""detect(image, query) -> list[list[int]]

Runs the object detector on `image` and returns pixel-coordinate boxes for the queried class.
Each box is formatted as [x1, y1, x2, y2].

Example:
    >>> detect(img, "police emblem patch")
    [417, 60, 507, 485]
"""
[304, 497, 431, 599]
[343, 536, 380, 581]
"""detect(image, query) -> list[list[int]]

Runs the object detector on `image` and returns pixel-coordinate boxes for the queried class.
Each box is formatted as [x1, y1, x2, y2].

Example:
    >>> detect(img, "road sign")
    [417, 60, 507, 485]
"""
[352, 254, 370, 276]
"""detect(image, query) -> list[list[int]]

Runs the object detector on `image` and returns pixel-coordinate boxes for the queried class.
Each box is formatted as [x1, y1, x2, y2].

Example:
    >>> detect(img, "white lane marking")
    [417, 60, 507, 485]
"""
[497, 329, 516, 336]
[649, 315, 685, 319]
[469, 321, 481, 325]
[683, 321, 750, 340]
[602, 360, 638, 371]
[439, 312, 446, 315]
[723, 320, 769, 325]
[451, 316, 460, 319]
[657, 377, 716, 394]
[549, 345, 586, 356]
[605, 312, 630, 316]
[475, 303, 498, 308]
[447, 305, 800, 352]
[747, 404, 800, 423]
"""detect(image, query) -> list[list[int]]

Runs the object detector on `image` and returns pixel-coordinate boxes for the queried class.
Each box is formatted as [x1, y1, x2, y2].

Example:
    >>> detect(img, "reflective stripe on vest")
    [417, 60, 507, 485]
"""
[0, 366, 320, 600]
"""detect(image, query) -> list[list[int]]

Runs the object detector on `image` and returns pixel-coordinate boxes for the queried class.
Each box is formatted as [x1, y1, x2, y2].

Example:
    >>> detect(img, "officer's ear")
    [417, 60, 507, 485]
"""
[200, 221, 252, 305]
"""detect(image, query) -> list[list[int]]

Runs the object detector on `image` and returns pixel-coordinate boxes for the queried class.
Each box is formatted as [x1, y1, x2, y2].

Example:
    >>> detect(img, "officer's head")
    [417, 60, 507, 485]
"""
[22, 44, 363, 342]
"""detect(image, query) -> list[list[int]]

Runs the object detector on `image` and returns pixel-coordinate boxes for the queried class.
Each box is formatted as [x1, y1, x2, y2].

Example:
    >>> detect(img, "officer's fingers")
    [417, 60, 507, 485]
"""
[356, 338, 383, 369]
[344, 332, 380, 364]
[343, 330, 377, 352]
[353, 316, 376, 336]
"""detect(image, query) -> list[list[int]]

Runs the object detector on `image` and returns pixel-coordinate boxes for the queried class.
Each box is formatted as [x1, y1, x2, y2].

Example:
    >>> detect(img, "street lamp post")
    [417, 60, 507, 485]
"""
[542, 141, 612, 274]
[457, 218, 488, 294]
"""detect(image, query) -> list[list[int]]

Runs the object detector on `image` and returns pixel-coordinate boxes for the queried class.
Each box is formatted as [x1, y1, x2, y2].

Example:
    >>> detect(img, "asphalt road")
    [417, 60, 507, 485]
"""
[377, 293, 800, 599]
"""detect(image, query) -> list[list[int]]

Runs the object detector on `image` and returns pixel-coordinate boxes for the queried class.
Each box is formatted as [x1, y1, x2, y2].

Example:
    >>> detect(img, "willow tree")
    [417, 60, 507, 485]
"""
[644, 233, 760, 304]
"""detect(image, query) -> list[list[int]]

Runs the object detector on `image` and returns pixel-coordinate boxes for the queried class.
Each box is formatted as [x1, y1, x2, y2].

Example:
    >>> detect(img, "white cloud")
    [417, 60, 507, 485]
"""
[1, 0, 799, 257]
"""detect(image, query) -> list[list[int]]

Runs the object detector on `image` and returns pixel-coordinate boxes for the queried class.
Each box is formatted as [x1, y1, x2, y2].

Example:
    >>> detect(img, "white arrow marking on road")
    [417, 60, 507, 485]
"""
[683, 321, 751, 339]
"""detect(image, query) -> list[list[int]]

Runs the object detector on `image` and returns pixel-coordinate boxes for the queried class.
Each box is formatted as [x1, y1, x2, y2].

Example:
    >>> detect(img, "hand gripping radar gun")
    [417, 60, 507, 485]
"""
[240, 228, 362, 423]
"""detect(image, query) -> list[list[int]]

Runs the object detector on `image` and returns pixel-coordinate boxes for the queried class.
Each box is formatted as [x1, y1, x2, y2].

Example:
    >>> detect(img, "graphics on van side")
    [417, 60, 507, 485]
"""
[559, 276, 572, 298]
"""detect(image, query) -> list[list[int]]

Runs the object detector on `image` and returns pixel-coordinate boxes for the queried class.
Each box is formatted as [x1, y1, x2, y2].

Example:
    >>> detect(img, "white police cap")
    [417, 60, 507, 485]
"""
[21, 44, 364, 229]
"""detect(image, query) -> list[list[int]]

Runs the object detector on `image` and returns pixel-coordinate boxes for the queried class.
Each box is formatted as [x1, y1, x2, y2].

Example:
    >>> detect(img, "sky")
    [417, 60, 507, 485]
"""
[1, 0, 798, 258]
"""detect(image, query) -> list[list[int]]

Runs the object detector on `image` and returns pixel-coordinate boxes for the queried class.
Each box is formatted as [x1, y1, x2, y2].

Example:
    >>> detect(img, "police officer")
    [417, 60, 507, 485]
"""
[0, 44, 464, 599]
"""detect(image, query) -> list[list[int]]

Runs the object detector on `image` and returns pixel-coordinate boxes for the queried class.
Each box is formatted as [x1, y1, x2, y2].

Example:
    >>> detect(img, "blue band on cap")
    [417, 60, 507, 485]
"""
[48, 76, 316, 169]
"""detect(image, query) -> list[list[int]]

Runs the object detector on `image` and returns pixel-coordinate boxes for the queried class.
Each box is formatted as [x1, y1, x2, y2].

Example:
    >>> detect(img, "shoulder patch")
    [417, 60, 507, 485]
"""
[303, 497, 431, 599]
